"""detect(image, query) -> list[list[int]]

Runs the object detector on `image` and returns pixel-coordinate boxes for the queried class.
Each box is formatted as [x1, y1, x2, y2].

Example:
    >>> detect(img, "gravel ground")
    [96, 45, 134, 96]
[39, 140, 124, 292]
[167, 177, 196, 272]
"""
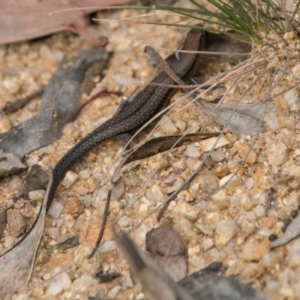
[1, 2, 300, 299]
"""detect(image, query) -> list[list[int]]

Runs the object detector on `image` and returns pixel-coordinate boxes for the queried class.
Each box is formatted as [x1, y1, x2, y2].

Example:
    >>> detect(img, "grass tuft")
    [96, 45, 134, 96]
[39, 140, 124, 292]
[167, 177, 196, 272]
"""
[143, 0, 299, 43]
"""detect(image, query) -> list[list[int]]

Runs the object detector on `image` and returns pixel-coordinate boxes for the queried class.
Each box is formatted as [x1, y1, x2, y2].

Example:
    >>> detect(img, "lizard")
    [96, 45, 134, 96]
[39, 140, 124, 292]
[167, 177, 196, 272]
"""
[35, 25, 204, 256]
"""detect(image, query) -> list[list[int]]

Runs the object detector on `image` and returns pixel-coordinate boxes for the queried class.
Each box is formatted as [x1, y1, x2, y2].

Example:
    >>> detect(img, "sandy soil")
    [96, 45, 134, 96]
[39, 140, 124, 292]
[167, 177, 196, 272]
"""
[1, 1, 300, 299]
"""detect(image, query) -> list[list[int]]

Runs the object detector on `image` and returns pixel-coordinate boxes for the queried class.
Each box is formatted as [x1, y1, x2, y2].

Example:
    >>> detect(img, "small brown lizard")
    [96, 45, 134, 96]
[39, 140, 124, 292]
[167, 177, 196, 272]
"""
[16, 25, 203, 258]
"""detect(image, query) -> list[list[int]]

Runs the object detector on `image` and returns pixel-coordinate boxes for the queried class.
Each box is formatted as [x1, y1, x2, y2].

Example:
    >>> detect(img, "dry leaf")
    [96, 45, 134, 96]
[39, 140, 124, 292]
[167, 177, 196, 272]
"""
[0, 47, 109, 162]
[114, 230, 269, 300]
[125, 132, 219, 165]
[198, 100, 266, 138]
[0, 151, 26, 177]
[0, 0, 134, 45]
[0, 168, 53, 297]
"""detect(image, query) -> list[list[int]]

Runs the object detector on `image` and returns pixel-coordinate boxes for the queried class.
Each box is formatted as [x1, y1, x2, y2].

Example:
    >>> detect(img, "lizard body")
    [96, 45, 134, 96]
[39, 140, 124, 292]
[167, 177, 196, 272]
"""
[46, 26, 203, 210]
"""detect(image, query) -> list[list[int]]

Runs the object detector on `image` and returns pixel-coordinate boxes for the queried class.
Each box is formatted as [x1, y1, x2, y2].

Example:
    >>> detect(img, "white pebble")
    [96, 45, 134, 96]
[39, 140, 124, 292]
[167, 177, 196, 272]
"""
[48, 201, 64, 218]
[210, 149, 225, 162]
[266, 140, 289, 166]
[78, 170, 90, 180]
[284, 88, 300, 112]
[174, 218, 198, 241]
[117, 216, 131, 227]
[186, 144, 201, 158]
[215, 219, 238, 248]
[71, 274, 95, 293]
[46, 272, 72, 297]
[200, 136, 229, 152]
[245, 177, 254, 189]
[146, 184, 164, 202]
[107, 285, 121, 299]
[39, 44, 56, 62]
[160, 116, 178, 134]
[3, 79, 20, 94]
[195, 221, 214, 237]
[61, 171, 78, 188]
[4, 236, 15, 248]
[219, 174, 237, 187]
[99, 240, 117, 253]
[28, 190, 45, 201]
[46, 227, 60, 240]
[254, 205, 265, 217]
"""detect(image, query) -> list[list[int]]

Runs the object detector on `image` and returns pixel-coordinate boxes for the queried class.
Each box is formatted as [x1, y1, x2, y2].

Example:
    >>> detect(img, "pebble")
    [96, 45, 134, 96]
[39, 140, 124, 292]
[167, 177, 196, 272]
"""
[123, 173, 140, 186]
[173, 218, 198, 241]
[48, 201, 64, 218]
[107, 285, 122, 299]
[202, 237, 215, 251]
[284, 88, 300, 112]
[174, 202, 200, 221]
[195, 221, 214, 237]
[39, 44, 56, 62]
[242, 240, 269, 261]
[7, 209, 26, 237]
[214, 220, 238, 248]
[64, 197, 85, 216]
[146, 184, 164, 202]
[28, 189, 45, 201]
[200, 136, 229, 152]
[186, 144, 201, 158]
[148, 153, 169, 171]
[46, 227, 60, 240]
[71, 274, 95, 294]
[99, 240, 117, 253]
[7, 175, 22, 192]
[237, 143, 257, 164]
[117, 216, 131, 227]
[4, 235, 15, 248]
[45, 271, 72, 297]
[197, 172, 219, 194]
[78, 170, 90, 180]
[3, 79, 20, 94]
[265, 140, 289, 166]
[81, 194, 93, 207]
[61, 171, 78, 188]
[160, 115, 178, 134]
[219, 173, 238, 187]
[210, 149, 225, 162]
[175, 119, 187, 131]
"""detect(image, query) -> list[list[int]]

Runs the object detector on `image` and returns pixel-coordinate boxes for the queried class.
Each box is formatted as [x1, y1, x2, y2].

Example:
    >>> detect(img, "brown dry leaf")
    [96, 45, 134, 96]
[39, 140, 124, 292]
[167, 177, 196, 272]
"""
[0, 0, 134, 45]
[0, 168, 53, 297]
[198, 100, 266, 138]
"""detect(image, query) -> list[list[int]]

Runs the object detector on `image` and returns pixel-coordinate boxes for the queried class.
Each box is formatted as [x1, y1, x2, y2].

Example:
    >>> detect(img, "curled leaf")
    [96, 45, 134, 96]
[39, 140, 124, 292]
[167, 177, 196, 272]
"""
[0, 168, 53, 297]
[0, 47, 109, 160]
